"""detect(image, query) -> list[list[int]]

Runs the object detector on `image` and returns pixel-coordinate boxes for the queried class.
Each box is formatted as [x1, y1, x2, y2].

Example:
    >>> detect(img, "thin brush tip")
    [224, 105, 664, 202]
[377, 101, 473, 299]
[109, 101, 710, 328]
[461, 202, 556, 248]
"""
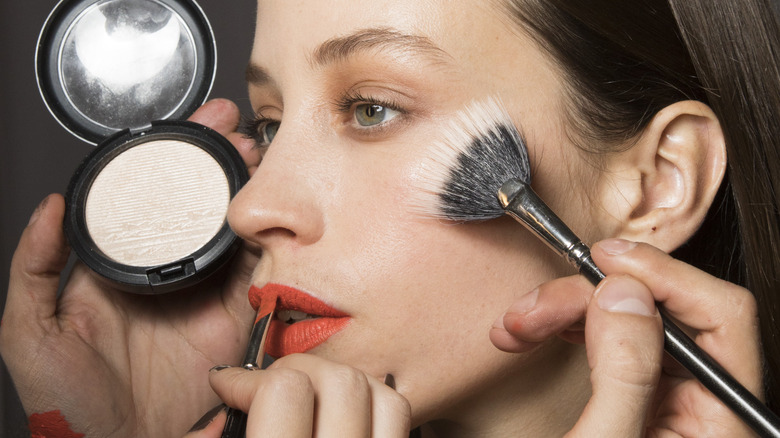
[256, 293, 278, 322]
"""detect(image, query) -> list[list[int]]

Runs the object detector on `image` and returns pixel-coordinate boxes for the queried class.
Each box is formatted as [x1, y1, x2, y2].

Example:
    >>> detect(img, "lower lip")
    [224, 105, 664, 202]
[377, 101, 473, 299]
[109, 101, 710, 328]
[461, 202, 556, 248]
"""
[266, 317, 351, 358]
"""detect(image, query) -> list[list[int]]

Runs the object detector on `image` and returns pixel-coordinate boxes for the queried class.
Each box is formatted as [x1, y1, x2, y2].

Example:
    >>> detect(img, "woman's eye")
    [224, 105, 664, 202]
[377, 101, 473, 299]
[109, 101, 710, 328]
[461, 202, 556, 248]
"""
[241, 115, 280, 148]
[261, 121, 280, 144]
[354, 103, 400, 127]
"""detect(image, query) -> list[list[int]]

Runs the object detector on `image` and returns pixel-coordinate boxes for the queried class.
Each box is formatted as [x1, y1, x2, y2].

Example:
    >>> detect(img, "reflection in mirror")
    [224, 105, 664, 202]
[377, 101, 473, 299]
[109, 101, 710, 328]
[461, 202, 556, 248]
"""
[59, 0, 197, 130]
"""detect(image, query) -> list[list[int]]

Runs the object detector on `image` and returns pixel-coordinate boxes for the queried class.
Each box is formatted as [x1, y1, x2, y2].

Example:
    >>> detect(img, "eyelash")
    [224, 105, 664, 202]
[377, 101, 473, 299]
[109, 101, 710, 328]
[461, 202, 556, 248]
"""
[334, 90, 404, 116]
[239, 113, 277, 150]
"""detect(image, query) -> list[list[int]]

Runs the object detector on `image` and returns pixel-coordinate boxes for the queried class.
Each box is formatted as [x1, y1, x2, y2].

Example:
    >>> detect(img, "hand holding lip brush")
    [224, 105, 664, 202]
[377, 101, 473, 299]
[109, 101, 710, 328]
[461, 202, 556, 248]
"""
[416, 97, 780, 437]
[221, 291, 278, 438]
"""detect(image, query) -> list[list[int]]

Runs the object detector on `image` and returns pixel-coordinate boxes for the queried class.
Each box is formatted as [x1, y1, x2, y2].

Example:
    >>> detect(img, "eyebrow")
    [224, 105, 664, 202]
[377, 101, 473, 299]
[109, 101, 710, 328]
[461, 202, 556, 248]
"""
[246, 62, 274, 86]
[310, 27, 451, 67]
[245, 27, 452, 85]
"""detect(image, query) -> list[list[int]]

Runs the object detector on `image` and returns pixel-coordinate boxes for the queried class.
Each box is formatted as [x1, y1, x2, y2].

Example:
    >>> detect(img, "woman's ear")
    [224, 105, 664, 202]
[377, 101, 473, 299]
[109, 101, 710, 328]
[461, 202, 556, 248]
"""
[595, 101, 727, 252]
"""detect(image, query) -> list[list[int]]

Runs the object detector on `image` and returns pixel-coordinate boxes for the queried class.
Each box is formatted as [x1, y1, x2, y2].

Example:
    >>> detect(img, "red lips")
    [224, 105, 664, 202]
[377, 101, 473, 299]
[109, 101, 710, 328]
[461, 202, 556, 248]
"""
[249, 283, 351, 357]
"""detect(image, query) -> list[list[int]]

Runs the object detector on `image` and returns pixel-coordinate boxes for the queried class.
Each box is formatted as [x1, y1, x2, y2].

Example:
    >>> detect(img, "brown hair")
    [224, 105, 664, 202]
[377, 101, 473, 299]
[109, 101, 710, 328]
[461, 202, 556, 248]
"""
[502, 0, 780, 412]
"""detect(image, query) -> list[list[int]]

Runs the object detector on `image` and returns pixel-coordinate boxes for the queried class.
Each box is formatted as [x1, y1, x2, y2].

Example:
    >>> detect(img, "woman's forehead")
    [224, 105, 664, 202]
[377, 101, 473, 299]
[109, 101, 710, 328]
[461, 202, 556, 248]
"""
[251, 0, 507, 57]
[249, 0, 537, 84]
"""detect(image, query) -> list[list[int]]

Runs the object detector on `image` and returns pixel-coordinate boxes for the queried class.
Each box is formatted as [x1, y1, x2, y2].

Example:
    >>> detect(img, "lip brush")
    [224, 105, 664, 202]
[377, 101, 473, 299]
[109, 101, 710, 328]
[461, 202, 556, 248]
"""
[221, 293, 277, 438]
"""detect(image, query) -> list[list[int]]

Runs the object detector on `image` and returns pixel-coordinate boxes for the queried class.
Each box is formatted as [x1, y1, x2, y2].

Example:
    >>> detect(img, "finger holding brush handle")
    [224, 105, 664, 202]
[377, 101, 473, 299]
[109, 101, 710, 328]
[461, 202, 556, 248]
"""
[204, 356, 412, 437]
[589, 240, 765, 436]
[494, 240, 769, 436]
[498, 178, 779, 437]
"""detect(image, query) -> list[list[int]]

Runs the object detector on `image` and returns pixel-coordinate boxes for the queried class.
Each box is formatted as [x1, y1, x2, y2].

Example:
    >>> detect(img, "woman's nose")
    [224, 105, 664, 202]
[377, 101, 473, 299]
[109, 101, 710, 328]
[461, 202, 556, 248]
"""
[227, 135, 327, 250]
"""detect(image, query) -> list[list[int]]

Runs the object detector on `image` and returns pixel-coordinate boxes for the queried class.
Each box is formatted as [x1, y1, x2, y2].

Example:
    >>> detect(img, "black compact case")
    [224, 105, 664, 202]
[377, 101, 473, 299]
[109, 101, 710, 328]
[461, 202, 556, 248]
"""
[36, 0, 248, 293]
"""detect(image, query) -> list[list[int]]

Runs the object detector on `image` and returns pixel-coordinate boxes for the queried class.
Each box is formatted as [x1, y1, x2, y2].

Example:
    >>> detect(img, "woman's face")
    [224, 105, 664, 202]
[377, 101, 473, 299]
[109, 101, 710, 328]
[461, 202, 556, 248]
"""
[229, 0, 594, 427]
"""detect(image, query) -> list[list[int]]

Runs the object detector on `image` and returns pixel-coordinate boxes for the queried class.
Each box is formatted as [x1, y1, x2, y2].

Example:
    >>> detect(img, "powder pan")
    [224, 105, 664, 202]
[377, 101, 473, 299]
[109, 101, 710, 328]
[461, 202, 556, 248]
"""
[35, 0, 249, 293]
[64, 121, 247, 293]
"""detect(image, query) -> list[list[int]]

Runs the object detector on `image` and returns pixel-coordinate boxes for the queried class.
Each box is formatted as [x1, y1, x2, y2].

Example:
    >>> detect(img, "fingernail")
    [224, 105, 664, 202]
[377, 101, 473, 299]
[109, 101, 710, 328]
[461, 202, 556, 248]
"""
[28, 196, 50, 226]
[209, 365, 231, 373]
[507, 289, 539, 316]
[492, 289, 539, 332]
[491, 314, 507, 330]
[383, 373, 396, 389]
[596, 277, 655, 316]
[598, 238, 637, 256]
[188, 404, 226, 432]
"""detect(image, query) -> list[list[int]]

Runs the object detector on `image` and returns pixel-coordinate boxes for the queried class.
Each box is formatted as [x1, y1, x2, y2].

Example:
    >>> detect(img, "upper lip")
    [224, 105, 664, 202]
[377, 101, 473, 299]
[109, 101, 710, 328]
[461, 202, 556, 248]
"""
[249, 283, 349, 317]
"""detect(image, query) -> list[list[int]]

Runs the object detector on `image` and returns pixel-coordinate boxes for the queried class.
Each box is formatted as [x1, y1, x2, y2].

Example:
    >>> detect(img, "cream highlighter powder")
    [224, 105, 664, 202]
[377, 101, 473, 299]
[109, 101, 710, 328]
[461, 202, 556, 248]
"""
[85, 139, 230, 266]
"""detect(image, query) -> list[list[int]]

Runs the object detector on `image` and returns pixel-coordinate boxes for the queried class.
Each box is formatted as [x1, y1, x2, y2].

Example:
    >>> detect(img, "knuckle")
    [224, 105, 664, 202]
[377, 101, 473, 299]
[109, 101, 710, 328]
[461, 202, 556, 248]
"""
[326, 366, 372, 409]
[726, 282, 758, 318]
[330, 366, 370, 393]
[249, 367, 315, 408]
[264, 367, 313, 396]
[269, 352, 308, 368]
[719, 281, 760, 336]
[381, 390, 412, 422]
[596, 334, 662, 390]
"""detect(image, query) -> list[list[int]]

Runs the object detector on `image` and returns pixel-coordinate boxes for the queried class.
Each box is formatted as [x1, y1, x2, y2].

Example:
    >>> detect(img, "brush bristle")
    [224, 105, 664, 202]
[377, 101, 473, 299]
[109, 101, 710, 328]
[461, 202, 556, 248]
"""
[255, 293, 277, 323]
[411, 97, 531, 222]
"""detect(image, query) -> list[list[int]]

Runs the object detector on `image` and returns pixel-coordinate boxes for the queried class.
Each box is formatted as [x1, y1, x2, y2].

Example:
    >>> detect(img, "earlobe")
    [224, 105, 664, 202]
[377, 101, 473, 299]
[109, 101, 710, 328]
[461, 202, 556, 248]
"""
[597, 101, 727, 252]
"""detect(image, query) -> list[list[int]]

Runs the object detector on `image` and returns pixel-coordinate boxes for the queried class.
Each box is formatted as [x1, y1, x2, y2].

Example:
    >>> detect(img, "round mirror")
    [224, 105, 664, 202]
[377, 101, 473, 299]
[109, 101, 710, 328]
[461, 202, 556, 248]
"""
[37, 0, 216, 144]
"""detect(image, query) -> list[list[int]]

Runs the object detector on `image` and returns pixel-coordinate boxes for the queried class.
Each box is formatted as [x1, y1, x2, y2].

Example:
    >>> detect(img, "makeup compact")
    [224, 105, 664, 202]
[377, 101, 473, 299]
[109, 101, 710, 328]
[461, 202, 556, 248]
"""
[36, 0, 248, 293]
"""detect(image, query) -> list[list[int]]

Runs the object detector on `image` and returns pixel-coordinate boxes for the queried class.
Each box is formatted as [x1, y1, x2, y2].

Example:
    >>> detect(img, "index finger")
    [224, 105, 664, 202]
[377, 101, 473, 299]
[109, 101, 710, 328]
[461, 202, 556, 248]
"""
[591, 239, 757, 333]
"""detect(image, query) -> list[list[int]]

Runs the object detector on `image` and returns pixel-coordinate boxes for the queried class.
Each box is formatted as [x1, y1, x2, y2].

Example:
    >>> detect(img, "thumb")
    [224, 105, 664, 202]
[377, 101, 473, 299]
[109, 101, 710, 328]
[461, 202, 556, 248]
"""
[567, 275, 663, 438]
[188, 98, 241, 137]
[2, 194, 70, 335]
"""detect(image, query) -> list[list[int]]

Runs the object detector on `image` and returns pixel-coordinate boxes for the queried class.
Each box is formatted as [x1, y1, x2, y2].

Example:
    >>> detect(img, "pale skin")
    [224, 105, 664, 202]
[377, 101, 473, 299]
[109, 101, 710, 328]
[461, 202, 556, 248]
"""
[0, 1, 764, 437]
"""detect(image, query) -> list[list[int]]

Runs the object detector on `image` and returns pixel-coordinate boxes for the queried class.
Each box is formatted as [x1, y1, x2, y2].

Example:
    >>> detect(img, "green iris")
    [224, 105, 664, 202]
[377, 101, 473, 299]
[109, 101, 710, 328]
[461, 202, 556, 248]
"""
[355, 103, 396, 126]
[262, 121, 280, 143]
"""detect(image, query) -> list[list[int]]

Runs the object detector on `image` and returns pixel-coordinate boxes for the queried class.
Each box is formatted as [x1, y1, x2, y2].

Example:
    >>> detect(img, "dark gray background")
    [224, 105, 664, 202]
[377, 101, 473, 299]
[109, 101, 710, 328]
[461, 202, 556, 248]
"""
[0, 0, 256, 435]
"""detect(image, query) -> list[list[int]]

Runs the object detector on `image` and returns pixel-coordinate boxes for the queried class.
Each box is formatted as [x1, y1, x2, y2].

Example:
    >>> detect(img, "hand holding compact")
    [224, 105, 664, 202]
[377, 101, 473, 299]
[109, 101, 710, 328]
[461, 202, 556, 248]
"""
[0, 100, 259, 437]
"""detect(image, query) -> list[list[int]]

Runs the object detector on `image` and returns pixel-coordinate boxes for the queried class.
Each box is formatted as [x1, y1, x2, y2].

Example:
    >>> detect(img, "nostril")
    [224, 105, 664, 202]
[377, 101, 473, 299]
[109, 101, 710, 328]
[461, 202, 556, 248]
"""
[258, 227, 297, 240]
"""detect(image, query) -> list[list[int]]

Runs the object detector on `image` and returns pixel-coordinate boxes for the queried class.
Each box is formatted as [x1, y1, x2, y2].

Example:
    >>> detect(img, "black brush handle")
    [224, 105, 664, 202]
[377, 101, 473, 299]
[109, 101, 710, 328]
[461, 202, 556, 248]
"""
[500, 179, 780, 437]
[221, 311, 275, 438]
[221, 407, 247, 438]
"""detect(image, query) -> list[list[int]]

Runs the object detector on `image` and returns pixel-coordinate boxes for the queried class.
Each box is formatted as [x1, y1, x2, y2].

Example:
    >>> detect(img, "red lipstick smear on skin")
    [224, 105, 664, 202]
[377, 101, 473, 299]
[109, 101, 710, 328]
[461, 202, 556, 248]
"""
[28, 411, 84, 438]
[249, 283, 351, 358]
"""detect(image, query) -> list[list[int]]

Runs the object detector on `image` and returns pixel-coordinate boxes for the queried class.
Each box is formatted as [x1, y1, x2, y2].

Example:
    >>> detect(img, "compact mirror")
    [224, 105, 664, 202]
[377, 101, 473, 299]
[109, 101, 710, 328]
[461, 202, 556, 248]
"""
[36, 0, 248, 294]
[37, 0, 215, 143]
